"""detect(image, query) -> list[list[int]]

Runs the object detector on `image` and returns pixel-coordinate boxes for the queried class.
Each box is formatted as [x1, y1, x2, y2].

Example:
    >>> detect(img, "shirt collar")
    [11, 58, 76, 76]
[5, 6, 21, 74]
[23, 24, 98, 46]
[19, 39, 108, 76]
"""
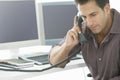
[110, 9, 120, 34]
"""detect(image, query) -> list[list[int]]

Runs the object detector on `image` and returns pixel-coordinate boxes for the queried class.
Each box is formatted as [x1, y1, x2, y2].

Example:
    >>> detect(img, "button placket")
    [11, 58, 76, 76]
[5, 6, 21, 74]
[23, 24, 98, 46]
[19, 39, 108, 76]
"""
[97, 45, 104, 74]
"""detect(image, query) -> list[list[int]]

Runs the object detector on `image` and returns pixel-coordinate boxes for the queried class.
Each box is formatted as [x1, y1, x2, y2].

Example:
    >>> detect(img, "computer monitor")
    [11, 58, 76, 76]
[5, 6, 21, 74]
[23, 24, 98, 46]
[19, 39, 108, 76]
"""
[41, 1, 78, 45]
[0, 0, 45, 57]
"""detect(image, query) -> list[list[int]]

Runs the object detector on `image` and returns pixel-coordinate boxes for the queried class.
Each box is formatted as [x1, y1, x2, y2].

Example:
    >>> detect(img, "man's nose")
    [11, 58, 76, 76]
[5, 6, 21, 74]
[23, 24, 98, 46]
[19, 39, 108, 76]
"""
[86, 17, 93, 27]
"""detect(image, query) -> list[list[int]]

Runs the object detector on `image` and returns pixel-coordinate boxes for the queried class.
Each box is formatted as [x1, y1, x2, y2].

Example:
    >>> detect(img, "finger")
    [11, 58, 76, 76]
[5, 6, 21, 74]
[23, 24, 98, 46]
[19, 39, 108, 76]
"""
[68, 30, 78, 40]
[72, 25, 81, 35]
[73, 16, 81, 33]
[71, 28, 78, 37]
[74, 16, 78, 26]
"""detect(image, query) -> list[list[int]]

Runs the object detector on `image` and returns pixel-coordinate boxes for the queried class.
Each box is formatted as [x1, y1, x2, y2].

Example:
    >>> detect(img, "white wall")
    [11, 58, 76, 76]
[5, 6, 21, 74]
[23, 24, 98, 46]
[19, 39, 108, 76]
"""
[37, 0, 120, 12]
[37, 0, 74, 3]
[110, 0, 120, 12]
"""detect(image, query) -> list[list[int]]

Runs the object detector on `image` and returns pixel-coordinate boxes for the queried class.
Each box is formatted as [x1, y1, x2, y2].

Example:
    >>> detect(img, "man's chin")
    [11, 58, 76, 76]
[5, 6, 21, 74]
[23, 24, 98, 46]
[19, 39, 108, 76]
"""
[91, 30, 100, 34]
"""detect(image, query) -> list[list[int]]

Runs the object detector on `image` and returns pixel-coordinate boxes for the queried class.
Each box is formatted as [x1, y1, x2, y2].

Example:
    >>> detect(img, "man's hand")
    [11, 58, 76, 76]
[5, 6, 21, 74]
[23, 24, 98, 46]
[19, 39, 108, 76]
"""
[64, 16, 81, 50]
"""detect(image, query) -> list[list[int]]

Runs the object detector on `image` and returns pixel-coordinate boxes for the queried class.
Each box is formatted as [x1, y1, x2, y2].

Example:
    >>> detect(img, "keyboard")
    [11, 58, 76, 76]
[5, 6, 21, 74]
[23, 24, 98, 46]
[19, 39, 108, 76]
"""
[18, 52, 49, 65]
[26, 54, 49, 65]
[19, 53, 82, 65]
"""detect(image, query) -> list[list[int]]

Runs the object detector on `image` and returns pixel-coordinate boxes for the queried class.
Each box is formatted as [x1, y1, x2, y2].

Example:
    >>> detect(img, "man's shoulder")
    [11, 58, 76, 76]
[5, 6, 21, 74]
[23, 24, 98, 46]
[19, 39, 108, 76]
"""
[110, 9, 120, 33]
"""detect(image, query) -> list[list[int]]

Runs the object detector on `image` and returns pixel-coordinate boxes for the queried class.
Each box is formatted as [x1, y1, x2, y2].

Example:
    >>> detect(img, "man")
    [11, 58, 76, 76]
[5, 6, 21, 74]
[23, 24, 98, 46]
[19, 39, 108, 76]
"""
[49, 0, 120, 80]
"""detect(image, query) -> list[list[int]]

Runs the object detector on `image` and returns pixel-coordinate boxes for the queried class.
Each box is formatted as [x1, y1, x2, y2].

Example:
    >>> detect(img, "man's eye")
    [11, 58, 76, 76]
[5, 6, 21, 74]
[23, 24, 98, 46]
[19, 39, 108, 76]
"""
[91, 13, 96, 16]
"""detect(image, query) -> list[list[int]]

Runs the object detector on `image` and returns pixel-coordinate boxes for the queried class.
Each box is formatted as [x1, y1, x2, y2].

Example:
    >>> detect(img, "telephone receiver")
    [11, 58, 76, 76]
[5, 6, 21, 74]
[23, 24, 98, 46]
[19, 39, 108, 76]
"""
[77, 13, 88, 43]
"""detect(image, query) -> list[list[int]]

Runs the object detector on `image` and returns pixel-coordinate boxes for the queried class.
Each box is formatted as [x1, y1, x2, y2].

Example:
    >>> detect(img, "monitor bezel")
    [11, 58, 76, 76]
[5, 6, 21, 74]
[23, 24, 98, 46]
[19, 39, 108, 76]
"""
[0, 0, 45, 50]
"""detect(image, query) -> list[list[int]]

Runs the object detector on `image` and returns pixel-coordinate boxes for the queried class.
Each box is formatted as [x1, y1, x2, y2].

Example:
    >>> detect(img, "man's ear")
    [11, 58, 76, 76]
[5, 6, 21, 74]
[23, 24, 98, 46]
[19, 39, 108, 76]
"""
[104, 3, 111, 14]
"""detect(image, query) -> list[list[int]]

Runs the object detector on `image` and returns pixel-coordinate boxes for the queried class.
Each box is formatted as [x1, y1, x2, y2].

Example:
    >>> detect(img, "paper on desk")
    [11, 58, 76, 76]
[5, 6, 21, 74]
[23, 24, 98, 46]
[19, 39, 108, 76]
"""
[23, 68, 85, 80]
[19, 45, 52, 55]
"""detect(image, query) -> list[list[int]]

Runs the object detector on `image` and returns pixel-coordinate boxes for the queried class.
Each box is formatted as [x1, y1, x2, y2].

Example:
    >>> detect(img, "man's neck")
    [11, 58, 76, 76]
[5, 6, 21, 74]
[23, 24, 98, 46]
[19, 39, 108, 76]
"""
[97, 13, 113, 45]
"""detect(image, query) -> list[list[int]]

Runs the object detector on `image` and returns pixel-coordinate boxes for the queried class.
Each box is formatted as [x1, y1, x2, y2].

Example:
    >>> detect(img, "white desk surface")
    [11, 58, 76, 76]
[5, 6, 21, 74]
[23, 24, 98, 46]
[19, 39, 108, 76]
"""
[0, 59, 93, 80]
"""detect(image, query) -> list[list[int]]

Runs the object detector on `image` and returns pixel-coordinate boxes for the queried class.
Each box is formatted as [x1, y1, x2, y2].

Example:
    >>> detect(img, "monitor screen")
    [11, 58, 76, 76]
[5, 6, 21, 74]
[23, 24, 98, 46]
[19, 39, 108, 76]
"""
[0, 0, 45, 50]
[41, 1, 78, 45]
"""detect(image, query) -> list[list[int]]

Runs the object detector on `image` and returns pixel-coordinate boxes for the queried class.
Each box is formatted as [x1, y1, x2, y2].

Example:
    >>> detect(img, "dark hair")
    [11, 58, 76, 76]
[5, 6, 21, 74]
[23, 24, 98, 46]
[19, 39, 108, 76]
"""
[75, 0, 109, 9]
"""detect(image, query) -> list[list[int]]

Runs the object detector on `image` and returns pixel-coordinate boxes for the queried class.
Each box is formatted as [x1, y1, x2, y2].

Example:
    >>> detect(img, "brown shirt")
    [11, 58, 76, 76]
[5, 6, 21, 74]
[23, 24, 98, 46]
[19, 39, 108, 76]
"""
[54, 9, 120, 80]
[69, 9, 120, 80]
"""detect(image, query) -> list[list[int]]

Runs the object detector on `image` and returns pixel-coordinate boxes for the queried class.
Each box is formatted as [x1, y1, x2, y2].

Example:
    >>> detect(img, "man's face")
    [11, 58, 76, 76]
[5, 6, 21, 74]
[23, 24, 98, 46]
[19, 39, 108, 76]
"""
[78, 1, 110, 34]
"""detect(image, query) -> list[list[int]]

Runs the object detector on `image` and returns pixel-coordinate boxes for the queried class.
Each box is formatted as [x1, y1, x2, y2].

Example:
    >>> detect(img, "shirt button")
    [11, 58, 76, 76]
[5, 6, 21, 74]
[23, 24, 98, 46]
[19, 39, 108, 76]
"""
[98, 58, 102, 61]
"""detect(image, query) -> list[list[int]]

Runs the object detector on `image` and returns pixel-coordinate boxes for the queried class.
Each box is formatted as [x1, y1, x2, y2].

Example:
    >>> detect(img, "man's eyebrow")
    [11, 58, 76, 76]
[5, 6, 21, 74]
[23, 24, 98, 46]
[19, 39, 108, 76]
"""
[89, 12, 97, 15]
[80, 11, 97, 18]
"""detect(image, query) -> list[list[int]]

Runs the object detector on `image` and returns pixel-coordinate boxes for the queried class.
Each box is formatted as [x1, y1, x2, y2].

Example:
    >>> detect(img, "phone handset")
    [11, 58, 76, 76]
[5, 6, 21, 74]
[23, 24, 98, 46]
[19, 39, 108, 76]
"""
[77, 13, 88, 43]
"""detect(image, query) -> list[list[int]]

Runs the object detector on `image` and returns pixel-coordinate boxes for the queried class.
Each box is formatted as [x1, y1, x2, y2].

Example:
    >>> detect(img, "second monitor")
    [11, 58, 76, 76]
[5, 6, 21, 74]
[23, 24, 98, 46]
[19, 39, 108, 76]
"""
[41, 1, 78, 45]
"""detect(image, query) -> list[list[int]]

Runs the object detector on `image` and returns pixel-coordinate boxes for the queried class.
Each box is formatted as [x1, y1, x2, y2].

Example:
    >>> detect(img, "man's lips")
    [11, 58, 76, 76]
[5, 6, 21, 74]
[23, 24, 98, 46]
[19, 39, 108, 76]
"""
[90, 26, 97, 30]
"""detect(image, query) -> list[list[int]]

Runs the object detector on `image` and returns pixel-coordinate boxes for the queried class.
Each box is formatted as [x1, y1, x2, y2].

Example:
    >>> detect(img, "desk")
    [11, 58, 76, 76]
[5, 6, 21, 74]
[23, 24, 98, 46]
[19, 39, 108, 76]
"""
[0, 59, 92, 80]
